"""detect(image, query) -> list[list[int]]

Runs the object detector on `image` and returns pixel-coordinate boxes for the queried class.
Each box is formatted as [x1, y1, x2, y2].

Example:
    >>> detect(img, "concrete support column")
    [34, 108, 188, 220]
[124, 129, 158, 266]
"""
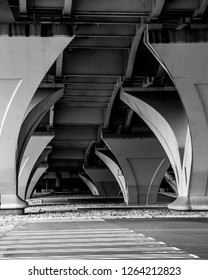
[25, 148, 51, 200]
[17, 87, 64, 171]
[26, 165, 48, 199]
[121, 90, 189, 198]
[95, 149, 128, 203]
[0, 36, 72, 210]
[79, 174, 99, 196]
[145, 29, 208, 209]
[103, 137, 169, 205]
[55, 172, 62, 192]
[18, 87, 63, 200]
[18, 133, 54, 200]
[84, 166, 121, 197]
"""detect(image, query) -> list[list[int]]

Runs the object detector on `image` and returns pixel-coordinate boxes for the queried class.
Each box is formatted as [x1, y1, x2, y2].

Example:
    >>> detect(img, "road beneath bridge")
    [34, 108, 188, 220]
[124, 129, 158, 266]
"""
[0, 218, 207, 260]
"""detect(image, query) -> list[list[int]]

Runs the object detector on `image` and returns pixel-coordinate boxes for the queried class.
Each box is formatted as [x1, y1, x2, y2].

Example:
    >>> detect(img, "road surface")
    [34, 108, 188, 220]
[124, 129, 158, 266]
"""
[0, 218, 207, 259]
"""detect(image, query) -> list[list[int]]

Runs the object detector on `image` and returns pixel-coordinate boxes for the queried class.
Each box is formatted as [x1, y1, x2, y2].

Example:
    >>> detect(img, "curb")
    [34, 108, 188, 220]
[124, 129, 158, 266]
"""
[23, 214, 208, 221]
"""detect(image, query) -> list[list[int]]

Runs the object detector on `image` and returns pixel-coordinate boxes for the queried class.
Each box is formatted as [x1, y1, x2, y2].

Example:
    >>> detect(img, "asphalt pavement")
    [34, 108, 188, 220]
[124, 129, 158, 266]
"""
[107, 218, 208, 259]
[0, 218, 207, 259]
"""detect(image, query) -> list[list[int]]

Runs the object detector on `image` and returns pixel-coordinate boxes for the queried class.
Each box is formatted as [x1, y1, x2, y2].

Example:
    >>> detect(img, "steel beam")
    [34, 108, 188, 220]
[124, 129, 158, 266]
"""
[55, 107, 104, 125]
[65, 83, 114, 91]
[62, 49, 125, 76]
[73, 23, 135, 37]
[122, 86, 176, 92]
[56, 102, 108, 108]
[71, 0, 149, 14]
[50, 149, 85, 160]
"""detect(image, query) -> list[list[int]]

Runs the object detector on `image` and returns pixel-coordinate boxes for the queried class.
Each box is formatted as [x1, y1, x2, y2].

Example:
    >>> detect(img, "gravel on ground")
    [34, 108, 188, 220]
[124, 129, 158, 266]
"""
[1, 195, 208, 237]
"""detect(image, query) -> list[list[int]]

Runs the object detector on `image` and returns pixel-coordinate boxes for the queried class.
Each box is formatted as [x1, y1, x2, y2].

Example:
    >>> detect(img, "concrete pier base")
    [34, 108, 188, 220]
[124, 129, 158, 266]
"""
[168, 196, 208, 211]
[0, 194, 28, 214]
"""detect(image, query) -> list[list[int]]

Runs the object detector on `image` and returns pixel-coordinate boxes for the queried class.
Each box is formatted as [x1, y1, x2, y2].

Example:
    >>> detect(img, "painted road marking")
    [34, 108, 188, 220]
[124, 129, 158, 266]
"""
[0, 223, 199, 260]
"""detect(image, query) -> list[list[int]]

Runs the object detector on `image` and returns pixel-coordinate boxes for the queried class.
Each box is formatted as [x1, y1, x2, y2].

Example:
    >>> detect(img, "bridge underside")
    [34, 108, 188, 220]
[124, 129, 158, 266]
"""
[1, 0, 208, 212]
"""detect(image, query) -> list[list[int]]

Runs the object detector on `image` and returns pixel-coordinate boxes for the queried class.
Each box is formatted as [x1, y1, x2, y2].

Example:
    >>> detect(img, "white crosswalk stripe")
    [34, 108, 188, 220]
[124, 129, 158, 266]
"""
[0, 226, 199, 259]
